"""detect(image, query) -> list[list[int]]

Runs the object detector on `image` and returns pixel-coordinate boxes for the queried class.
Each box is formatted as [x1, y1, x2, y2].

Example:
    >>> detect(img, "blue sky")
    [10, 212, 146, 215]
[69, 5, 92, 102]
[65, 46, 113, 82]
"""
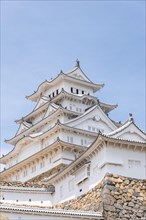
[1, 1, 145, 156]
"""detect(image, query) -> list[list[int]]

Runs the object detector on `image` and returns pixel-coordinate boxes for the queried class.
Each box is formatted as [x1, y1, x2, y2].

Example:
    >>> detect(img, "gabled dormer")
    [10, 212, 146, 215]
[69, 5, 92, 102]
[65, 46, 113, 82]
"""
[34, 96, 50, 110]
[65, 104, 117, 134]
[16, 122, 30, 135]
[44, 103, 59, 118]
[66, 59, 91, 82]
[108, 115, 146, 142]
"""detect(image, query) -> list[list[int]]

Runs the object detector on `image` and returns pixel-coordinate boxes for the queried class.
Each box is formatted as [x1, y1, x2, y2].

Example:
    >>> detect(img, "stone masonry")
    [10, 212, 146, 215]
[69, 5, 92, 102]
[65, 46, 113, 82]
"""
[54, 173, 146, 220]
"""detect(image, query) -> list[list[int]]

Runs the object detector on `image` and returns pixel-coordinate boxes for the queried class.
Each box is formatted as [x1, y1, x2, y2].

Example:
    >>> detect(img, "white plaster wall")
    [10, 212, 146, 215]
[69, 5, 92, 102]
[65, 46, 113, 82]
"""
[104, 145, 146, 179]
[63, 81, 93, 95]
[67, 107, 115, 133]
[2, 145, 145, 205]
[32, 111, 45, 124]
[61, 150, 75, 161]
[118, 132, 146, 142]
[52, 174, 76, 205]
[17, 141, 40, 161]
[1, 190, 52, 203]
[60, 130, 95, 147]
[60, 99, 90, 114]
[51, 145, 145, 205]
[43, 81, 64, 98]
[0, 212, 82, 220]
[75, 119, 112, 134]
[10, 149, 74, 182]
[6, 157, 17, 169]
[51, 148, 107, 205]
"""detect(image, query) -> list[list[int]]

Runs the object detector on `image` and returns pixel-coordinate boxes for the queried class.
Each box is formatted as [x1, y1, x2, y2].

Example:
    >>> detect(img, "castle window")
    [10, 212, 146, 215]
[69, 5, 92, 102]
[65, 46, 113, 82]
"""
[71, 87, 77, 93]
[81, 139, 83, 145]
[67, 136, 73, 143]
[16, 175, 20, 181]
[93, 165, 99, 175]
[60, 185, 63, 198]
[40, 162, 43, 168]
[135, 160, 141, 167]
[52, 92, 55, 97]
[88, 126, 91, 131]
[82, 90, 84, 94]
[32, 166, 36, 173]
[40, 161, 45, 168]
[68, 178, 75, 192]
[128, 160, 141, 168]
[56, 89, 59, 95]
[23, 170, 27, 177]
[87, 165, 90, 176]
[70, 137, 73, 143]
[76, 89, 79, 94]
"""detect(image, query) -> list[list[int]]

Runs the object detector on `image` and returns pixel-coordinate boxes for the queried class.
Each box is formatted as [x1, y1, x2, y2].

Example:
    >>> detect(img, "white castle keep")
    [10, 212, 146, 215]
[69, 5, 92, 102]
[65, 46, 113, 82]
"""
[0, 61, 146, 219]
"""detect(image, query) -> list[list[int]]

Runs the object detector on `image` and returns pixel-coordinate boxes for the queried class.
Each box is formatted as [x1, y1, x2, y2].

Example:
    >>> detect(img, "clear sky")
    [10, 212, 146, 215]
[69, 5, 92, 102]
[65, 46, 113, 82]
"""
[1, 1, 145, 156]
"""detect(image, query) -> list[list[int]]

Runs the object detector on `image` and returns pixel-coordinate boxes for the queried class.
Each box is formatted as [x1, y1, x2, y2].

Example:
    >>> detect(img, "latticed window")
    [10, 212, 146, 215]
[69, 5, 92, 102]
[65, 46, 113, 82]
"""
[60, 185, 63, 197]
[87, 165, 90, 177]
[68, 178, 75, 192]
[81, 139, 84, 145]
[23, 170, 27, 177]
[128, 159, 141, 168]
[88, 126, 91, 131]
[135, 160, 141, 167]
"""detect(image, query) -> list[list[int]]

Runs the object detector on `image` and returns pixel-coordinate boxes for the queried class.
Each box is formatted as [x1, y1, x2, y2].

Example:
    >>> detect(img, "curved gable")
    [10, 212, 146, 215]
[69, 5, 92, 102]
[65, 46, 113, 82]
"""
[16, 123, 28, 135]
[65, 105, 117, 133]
[34, 97, 49, 110]
[67, 67, 91, 82]
[44, 103, 59, 118]
[109, 122, 146, 142]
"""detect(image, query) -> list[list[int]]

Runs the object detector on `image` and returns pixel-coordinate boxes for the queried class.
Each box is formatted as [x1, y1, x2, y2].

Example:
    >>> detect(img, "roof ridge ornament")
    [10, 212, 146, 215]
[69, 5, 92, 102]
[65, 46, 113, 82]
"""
[129, 113, 134, 122]
[75, 59, 80, 67]
[60, 70, 64, 74]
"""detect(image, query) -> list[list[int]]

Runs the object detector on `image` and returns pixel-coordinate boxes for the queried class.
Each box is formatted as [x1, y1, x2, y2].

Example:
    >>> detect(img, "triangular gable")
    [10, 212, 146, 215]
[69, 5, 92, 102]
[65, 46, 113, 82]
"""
[65, 105, 117, 133]
[44, 103, 59, 118]
[108, 121, 146, 142]
[16, 123, 28, 135]
[34, 96, 49, 110]
[67, 67, 91, 83]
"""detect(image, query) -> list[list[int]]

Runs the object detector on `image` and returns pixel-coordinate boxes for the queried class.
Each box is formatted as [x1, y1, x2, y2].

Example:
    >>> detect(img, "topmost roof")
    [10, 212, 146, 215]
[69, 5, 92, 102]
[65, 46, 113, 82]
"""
[65, 59, 92, 83]
[26, 61, 104, 102]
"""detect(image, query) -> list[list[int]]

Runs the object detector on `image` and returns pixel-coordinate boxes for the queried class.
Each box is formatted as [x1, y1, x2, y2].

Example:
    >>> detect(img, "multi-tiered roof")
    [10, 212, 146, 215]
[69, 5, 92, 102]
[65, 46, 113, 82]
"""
[1, 61, 145, 183]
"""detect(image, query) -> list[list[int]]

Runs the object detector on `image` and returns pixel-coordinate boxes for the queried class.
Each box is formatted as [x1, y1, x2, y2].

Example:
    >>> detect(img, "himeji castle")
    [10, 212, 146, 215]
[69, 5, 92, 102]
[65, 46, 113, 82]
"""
[0, 61, 146, 220]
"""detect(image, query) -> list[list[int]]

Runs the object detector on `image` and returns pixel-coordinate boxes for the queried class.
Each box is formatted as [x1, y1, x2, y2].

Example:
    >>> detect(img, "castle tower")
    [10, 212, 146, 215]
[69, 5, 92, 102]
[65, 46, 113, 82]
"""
[0, 61, 119, 182]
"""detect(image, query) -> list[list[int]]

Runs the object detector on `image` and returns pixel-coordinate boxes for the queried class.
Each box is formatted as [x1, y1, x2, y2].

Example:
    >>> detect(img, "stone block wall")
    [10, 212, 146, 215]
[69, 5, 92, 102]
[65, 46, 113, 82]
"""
[54, 173, 146, 220]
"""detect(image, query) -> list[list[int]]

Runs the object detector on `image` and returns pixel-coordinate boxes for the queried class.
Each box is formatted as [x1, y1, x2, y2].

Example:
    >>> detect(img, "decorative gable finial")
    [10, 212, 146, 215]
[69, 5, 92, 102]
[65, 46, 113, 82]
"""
[60, 70, 63, 74]
[129, 113, 134, 122]
[75, 59, 80, 67]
